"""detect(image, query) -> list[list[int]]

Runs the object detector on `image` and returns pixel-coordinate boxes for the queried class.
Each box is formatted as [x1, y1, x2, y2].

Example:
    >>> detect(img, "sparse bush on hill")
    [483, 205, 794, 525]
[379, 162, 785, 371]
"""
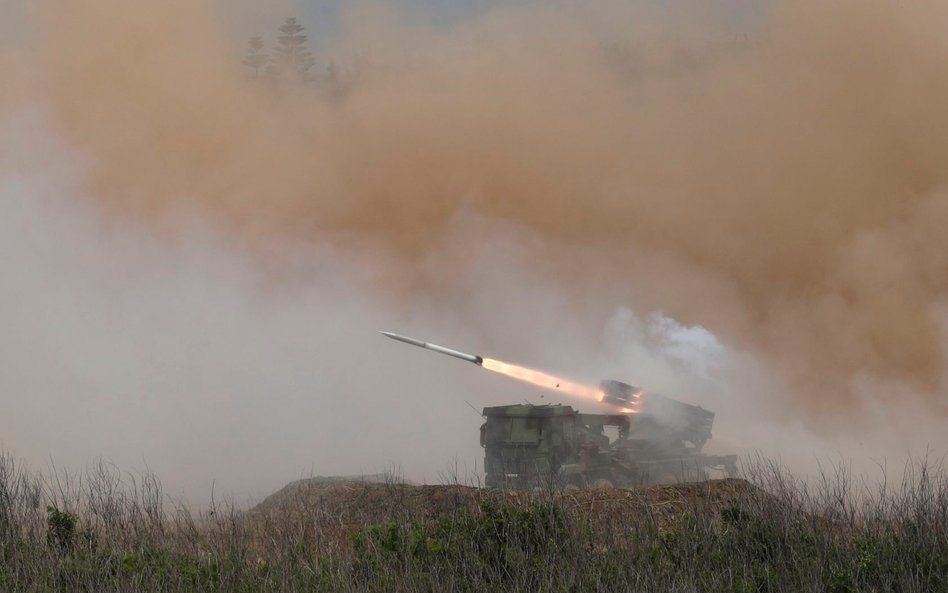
[0, 452, 946, 592]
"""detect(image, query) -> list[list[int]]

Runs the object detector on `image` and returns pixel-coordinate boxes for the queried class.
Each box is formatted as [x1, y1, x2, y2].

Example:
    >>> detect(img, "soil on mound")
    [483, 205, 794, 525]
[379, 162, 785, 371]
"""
[249, 478, 771, 538]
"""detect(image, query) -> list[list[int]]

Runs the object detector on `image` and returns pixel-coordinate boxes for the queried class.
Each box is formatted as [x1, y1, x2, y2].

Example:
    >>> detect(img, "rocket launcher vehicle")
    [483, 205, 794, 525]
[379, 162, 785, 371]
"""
[380, 331, 729, 487]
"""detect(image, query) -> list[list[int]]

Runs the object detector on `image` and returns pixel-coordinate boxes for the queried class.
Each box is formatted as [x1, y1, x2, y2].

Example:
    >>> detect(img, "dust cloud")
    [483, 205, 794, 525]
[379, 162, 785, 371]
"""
[1, 0, 947, 499]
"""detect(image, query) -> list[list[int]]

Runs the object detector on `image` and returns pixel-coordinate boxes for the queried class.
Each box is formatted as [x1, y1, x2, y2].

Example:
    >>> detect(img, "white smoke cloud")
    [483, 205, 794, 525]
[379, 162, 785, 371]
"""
[1, 109, 752, 499]
[4, 0, 948, 501]
[3, 106, 945, 500]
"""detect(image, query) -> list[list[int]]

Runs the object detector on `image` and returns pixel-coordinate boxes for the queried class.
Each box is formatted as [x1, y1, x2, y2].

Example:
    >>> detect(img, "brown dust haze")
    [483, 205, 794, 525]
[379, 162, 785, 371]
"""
[1, 0, 947, 498]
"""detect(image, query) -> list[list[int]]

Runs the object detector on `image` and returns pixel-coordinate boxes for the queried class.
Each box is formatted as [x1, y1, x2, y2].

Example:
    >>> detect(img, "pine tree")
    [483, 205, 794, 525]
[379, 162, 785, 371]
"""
[269, 18, 316, 84]
[242, 36, 269, 79]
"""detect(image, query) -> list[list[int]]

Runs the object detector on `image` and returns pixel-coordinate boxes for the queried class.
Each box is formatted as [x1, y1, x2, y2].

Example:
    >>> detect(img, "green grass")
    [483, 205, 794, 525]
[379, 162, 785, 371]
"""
[0, 453, 946, 592]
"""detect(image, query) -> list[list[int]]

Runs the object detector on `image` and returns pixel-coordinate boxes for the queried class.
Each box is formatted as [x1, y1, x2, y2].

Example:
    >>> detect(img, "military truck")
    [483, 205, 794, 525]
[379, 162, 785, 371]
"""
[480, 385, 737, 489]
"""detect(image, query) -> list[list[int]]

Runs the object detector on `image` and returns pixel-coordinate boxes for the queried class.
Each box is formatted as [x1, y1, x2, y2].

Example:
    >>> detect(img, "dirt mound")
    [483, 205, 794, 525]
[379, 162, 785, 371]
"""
[249, 478, 770, 536]
[252, 474, 410, 515]
[251, 479, 485, 526]
[560, 478, 775, 532]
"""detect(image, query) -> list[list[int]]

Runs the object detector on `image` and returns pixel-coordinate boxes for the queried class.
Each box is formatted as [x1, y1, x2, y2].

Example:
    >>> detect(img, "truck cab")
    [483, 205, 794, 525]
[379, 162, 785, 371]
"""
[480, 402, 736, 489]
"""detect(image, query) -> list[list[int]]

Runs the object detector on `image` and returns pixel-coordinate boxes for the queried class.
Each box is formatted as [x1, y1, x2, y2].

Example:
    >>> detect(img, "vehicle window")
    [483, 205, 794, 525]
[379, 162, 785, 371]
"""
[509, 418, 540, 444]
[484, 419, 510, 444]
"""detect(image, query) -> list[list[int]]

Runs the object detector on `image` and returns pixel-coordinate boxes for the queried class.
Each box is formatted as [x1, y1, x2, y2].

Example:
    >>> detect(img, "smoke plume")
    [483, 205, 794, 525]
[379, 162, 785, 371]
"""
[2, 0, 947, 497]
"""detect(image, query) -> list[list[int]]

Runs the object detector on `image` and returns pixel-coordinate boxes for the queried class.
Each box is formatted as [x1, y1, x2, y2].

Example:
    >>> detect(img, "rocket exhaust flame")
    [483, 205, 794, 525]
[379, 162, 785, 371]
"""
[480, 358, 601, 401]
[380, 330, 641, 412]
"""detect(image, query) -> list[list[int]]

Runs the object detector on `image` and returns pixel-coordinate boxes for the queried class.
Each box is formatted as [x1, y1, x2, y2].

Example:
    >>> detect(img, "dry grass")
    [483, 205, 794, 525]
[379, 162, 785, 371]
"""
[0, 452, 947, 592]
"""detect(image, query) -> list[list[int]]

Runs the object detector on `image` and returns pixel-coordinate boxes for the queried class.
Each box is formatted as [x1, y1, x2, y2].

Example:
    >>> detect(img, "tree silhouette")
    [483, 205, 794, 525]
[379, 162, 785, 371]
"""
[269, 18, 316, 84]
[242, 36, 269, 79]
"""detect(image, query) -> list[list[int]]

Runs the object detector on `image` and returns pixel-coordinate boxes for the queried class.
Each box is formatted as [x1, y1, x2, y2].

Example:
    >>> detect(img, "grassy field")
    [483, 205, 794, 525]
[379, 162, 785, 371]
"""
[0, 453, 946, 592]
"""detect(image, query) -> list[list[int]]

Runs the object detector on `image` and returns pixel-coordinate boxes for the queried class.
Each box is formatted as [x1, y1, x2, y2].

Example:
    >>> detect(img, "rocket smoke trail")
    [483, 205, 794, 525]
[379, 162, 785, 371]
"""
[380, 331, 600, 402]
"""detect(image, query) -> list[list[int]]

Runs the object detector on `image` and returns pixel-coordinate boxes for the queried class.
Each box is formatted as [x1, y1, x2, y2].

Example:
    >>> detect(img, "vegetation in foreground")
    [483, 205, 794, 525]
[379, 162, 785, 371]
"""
[0, 454, 946, 592]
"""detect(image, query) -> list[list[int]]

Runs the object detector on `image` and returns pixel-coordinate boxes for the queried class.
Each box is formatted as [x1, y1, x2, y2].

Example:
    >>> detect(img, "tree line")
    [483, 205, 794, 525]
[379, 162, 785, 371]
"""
[242, 17, 317, 84]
